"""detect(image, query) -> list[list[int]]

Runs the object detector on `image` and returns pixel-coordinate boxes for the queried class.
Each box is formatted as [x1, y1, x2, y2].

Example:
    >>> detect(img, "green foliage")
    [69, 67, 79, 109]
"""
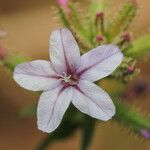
[114, 99, 150, 132]
[105, 0, 138, 42]
[125, 35, 150, 58]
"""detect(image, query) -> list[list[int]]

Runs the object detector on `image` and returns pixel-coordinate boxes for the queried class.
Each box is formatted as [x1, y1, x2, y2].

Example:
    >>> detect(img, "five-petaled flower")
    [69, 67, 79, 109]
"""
[13, 28, 123, 133]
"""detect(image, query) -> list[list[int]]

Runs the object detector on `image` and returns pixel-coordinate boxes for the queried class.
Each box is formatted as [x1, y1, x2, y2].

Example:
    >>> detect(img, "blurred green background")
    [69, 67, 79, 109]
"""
[0, 0, 150, 149]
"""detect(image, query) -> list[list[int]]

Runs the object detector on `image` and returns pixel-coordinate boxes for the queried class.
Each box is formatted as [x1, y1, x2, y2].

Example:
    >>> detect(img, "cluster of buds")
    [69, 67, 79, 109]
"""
[111, 57, 140, 82]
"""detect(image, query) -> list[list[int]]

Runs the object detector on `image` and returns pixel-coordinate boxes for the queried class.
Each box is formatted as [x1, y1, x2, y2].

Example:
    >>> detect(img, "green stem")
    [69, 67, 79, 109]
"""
[81, 117, 96, 150]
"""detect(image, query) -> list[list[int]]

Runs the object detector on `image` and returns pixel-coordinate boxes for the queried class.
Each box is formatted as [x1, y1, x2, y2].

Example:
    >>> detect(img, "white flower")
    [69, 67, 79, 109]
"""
[13, 28, 123, 133]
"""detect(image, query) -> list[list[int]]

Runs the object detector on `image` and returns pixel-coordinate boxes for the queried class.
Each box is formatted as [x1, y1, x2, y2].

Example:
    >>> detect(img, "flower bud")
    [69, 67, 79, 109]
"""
[127, 65, 134, 73]
[0, 46, 7, 60]
[96, 35, 104, 43]
[58, 0, 68, 9]
[96, 12, 104, 20]
[132, 0, 138, 6]
[123, 32, 132, 43]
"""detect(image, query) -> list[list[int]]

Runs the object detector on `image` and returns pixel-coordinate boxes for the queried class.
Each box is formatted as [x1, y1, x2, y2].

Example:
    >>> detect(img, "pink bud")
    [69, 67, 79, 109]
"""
[96, 12, 104, 20]
[58, 0, 68, 9]
[96, 35, 104, 43]
[123, 32, 132, 43]
[0, 46, 7, 60]
[127, 66, 134, 73]
[132, 0, 138, 6]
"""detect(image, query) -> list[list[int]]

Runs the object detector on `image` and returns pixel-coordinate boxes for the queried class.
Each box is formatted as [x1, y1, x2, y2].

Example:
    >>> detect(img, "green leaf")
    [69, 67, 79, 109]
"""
[125, 35, 150, 58]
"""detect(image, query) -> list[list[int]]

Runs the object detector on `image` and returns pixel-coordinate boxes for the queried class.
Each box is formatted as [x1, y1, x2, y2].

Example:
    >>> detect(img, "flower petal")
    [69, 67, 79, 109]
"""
[50, 28, 80, 74]
[72, 80, 115, 121]
[77, 44, 123, 82]
[37, 85, 72, 133]
[14, 60, 60, 91]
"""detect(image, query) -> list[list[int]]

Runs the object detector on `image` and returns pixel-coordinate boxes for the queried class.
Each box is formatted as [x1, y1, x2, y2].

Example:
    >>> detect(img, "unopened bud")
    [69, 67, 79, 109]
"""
[96, 12, 104, 20]
[58, 0, 68, 9]
[0, 46, 7, 60]
[127, 65, 134, 73]
[123, 32, 132, 43]
[96, 35, 104, 43]
[132, 0, 138, 6]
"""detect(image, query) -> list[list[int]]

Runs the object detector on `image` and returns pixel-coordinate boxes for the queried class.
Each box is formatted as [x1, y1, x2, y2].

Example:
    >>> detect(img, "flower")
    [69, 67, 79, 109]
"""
[13, 28, 123, 133]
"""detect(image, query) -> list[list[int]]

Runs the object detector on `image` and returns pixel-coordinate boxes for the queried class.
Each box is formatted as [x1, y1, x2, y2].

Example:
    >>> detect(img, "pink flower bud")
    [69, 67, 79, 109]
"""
[96, 35, 104, 43]
[58, 0, 68, 9]
[132, 0, 138, 6]
[96, 12, 104, 20]
[123, 32, 132, 43]
[127, 65, 134, 73]
[0, 46, 7, 60]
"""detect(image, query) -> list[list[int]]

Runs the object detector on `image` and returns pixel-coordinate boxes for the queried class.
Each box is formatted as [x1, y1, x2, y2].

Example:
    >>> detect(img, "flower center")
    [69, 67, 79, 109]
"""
[57, 72, 78, 85]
